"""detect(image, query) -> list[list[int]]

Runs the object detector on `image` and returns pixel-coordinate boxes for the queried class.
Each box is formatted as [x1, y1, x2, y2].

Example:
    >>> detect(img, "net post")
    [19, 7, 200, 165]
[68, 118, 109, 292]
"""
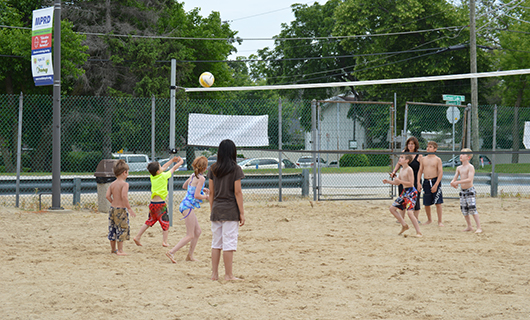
[311, 99, 317, 201]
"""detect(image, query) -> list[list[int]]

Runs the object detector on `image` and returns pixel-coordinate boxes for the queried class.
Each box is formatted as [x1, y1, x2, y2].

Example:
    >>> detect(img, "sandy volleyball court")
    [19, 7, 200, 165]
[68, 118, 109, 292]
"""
[1, 196, 530, 319]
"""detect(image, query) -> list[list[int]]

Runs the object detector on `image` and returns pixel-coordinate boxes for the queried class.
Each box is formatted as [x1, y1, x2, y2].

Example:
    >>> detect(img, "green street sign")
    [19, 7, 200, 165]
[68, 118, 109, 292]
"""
[446, 100, 461, 105]
[442, 94, 465, 102]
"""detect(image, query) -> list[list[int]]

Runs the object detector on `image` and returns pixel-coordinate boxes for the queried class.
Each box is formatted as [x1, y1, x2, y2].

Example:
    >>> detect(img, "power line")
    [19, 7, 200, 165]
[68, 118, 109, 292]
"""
[228, 1, 316, 22]
[265, 26, 468, 82]
[157, 47, 446, 63]
[293, 46, 464, 84]
[0, 24, 463, 42]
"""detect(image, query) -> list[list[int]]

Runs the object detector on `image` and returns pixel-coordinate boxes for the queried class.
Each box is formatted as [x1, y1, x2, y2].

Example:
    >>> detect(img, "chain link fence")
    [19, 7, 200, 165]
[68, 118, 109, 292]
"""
[0, 94, 311, 210]
[404, 102, 530, 199]
[1, 94, 530, 210]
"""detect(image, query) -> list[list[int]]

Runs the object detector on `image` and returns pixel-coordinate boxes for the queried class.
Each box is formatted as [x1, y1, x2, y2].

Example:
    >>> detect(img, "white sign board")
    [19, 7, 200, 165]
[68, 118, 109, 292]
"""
[524, 121, 530, 149]
[188, 113, 269, 147]
[446, 106, 460, 124]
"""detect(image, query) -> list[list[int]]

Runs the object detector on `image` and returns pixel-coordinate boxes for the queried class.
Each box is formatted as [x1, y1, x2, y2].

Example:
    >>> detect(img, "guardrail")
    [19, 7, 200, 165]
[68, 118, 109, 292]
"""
[1, 171, 310, 205]
[2, 171, 529, 206]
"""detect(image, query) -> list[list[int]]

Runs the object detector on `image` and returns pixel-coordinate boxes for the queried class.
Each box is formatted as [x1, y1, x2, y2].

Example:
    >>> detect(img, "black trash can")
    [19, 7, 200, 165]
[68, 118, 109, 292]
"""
[94, 159, 117, 213]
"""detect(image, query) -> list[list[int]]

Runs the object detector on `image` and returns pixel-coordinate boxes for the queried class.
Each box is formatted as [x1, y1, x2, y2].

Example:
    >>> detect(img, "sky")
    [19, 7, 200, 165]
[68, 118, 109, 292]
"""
[182, 0, 327, 60]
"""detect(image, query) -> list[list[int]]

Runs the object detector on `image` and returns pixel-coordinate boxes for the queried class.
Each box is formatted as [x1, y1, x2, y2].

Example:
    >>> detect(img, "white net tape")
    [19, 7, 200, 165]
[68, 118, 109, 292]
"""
[184, 68, 530, 92]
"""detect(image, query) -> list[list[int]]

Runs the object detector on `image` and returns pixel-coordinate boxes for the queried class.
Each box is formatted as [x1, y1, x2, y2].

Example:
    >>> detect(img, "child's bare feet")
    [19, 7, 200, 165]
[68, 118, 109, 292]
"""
[116, 251, 128, 256]
[423, 220, 432, 225]
[165, 251, 177, 263]
[438, 222, 445, 227]
[186, 254, 198, 262]
[162, 242, 169, 247]
[225, 276, 244, 281]
[462, 227, 473, 232]
[415, 233, 423, 238]
[211, 273, 219, 281]
[133, 238, 142, 246]
[111, 249, 117, 254]
[398, 224, 409, 235]
[475, 228, 483, 233]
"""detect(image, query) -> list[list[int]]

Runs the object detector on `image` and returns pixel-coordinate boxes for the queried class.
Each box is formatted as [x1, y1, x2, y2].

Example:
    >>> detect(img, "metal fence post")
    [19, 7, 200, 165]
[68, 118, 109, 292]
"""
[278, 98, 282, 202]
[168, 59, 176, 227]
[403, 102, 408, 148]
[311, 99, 317, 201]
[491, 104, 498, 197]
[466, 103, 471, 148]
[302, 169, 309, 197]
[15, 92, 23, 207]
[317, 101, 322, 199]
[73, 178, 81, 205]
[151, 94, 156, 162]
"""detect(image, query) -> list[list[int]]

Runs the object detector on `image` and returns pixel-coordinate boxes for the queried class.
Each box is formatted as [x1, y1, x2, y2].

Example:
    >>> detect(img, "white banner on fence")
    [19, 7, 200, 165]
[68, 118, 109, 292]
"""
[188, 113, 269, 147]
[524, 121, 530, 149]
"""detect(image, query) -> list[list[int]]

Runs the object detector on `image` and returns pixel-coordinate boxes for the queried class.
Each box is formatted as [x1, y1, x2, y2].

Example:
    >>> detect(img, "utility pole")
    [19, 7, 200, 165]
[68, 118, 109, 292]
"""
[470, 0, 479, 164]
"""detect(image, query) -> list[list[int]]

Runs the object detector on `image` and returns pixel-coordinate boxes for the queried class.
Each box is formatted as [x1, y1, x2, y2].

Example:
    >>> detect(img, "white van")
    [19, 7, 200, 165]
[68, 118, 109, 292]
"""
[112, 153, 150, 172]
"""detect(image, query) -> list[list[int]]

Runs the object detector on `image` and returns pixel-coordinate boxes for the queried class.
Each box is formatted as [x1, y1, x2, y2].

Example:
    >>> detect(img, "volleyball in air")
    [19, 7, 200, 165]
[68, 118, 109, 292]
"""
[199, 72, 215, 88]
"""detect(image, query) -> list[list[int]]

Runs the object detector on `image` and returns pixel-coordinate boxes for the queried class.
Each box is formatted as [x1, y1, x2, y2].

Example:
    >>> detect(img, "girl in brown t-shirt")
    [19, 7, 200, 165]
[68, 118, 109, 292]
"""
[207, 139, 245, 281]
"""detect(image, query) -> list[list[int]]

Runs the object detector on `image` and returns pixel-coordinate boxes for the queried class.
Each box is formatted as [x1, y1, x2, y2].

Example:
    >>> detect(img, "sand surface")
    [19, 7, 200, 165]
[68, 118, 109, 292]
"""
[1, 197, 530, 319]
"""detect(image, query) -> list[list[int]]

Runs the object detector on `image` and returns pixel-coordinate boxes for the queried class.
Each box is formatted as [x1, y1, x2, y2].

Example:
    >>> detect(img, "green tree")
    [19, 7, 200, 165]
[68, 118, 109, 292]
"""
[251, 0, 352, 100]
[0, 0, 88, 94]
[252, 0, 495, 140]
[496, 0, 530, 163]
[334, 0, 494, 136]
[0, 0, 88, 172]
[62, 0, 240, 98]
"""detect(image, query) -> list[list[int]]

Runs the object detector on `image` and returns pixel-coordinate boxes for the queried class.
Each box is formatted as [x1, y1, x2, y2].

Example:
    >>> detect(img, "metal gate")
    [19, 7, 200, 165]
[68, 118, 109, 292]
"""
[309, 99, 397, 201]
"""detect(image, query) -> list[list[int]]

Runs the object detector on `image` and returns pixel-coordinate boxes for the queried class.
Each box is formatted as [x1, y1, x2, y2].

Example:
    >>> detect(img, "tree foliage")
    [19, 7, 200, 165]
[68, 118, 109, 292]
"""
[61, 0, 241, 98]
[251, 0, 496, 138]
[496, 0, 530, 160]
[0, 0, 88, 94]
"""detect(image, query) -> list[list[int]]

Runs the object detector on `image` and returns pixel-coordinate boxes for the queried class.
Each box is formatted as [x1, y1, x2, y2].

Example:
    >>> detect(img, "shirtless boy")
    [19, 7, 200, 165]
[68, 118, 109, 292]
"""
[450, 148, 482, 233]
[106, 159, 136, 256]
[417, 141, 444, 226]
[383, 154, 422, 237]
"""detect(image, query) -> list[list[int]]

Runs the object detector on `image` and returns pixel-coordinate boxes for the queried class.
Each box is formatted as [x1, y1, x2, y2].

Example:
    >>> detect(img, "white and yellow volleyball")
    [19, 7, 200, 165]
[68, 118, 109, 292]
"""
[199, 72, 215, 88]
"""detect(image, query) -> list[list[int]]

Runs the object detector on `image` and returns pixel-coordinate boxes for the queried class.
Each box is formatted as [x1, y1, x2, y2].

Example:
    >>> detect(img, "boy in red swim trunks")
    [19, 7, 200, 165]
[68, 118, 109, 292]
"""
[134, 156, 183, 247]
[383, 154, 422, 237]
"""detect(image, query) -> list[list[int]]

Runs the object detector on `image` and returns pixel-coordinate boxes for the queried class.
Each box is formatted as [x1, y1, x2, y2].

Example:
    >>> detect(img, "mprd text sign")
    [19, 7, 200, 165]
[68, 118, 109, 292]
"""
[31, 7, 54, 86]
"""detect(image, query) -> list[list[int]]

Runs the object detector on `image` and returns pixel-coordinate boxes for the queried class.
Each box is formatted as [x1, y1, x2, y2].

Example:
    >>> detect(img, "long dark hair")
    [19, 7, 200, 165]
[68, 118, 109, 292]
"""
[404, 136, 419, 152]
[211, 139, 237, 178]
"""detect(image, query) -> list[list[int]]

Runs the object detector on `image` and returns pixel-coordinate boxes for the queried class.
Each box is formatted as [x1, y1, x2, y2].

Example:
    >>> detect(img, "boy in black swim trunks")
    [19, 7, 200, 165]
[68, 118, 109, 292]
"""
[417, 141, 444, 226]
[383, 154, 422, 237]
[450, 148, 482, 233]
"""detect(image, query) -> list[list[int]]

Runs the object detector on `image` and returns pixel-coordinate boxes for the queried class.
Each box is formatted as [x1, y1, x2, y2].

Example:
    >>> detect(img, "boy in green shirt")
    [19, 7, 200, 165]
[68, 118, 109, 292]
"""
[134, 156, 183, 247]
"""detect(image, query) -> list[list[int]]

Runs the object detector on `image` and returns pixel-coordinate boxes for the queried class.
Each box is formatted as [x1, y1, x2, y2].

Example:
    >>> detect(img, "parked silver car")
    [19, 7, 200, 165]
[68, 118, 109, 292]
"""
[442, 155, 491, 167]
[238, 158, 284, 170]
[296, 156, 327, 168]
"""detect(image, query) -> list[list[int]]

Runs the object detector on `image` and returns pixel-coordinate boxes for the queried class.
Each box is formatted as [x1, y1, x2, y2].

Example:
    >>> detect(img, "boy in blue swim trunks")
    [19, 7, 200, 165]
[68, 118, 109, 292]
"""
[383, 154, 422, 237]
[106, 160, 136, 255]
[134, 156, 183, 247]
[450, 148, 482, 233]
[417, 141, 444, 226]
